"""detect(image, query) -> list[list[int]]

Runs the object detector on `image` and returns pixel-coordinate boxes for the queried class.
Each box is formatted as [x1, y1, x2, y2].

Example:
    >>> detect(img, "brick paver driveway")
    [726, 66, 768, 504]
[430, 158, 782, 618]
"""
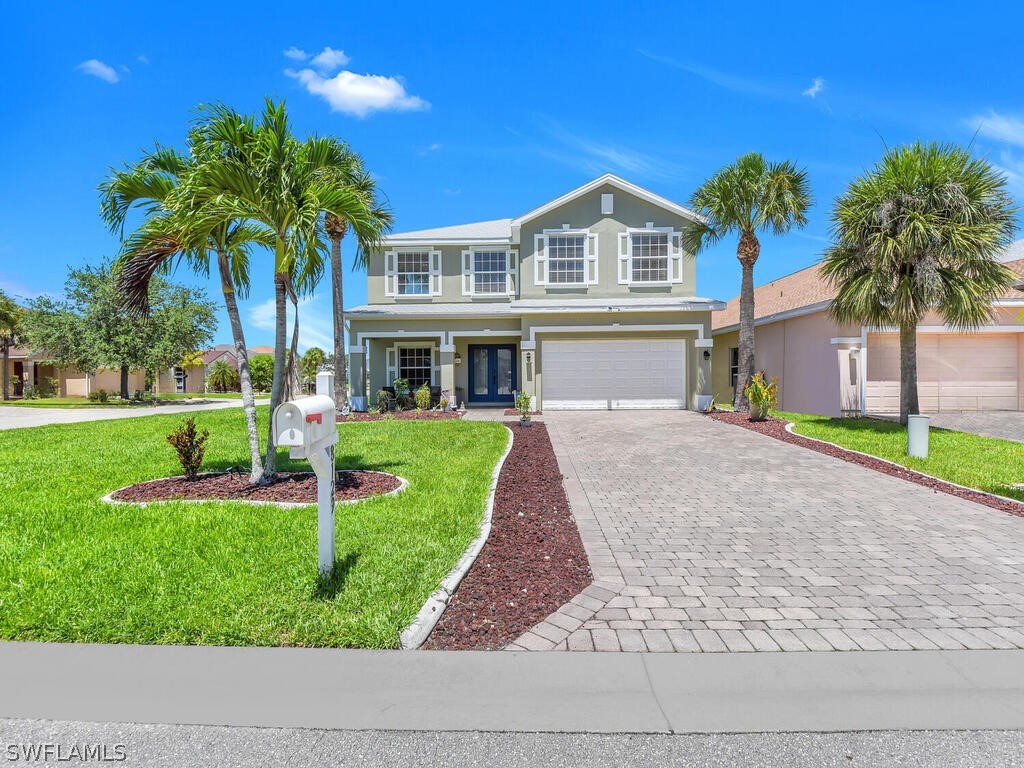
[928, 412, 1024, 444]
[510, 411, 1024, 652]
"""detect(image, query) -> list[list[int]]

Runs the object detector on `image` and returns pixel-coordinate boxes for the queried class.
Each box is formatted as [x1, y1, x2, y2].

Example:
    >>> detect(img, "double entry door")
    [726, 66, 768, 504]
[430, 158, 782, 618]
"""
[468, 344, 516, 404]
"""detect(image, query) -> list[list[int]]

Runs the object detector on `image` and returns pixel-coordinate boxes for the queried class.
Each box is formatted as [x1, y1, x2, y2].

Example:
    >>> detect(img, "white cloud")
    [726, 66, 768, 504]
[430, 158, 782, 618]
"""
[283, 46, 309, 61]
[286, 67, 429, 118]
[310, 46, 350, 73]
[535, 117, 679, 179]
[76, 59, 119, 84]
[966, 110, 1024, 148]
[637, 49, 779, 97]
[248, 295, 335, 353]
[418, 142, 442, 156]
[802, 77, 825, 98]
[137, 54, 149, 65]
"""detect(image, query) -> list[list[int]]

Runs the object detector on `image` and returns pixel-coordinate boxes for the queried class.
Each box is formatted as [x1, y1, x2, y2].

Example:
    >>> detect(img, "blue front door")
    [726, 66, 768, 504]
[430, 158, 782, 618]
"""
[468, 344, 517, 404]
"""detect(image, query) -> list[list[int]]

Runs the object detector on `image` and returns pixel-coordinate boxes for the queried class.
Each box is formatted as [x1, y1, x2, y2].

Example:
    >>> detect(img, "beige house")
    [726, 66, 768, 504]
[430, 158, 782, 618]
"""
[346, 175, 726, 411]
[711, 248, 1024, 417]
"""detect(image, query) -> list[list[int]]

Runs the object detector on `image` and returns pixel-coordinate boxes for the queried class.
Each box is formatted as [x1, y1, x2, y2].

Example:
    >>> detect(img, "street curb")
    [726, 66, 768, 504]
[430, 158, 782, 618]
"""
[400, 425, 515, 650]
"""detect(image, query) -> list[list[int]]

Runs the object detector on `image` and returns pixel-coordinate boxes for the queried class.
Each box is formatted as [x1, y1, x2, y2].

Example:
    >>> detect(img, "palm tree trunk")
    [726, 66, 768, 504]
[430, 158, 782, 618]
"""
[2, 345, 9, 401]
[264, 271, 288, 482]
[217, 250, 264, 483]
[120, 365, 130, 400]
[734, 231, 760, 412]
[899, 321, 920, 426]
[330, 235, 348, 409]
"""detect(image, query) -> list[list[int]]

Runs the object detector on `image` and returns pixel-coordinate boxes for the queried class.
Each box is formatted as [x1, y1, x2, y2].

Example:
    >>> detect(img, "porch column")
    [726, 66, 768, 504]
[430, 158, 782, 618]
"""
[23, 361, 34, 388]
[349, 346, 367, 411]
[520, 341, 537, 410]
[439, 343, 456, 405]
[694, 338, 714, 410]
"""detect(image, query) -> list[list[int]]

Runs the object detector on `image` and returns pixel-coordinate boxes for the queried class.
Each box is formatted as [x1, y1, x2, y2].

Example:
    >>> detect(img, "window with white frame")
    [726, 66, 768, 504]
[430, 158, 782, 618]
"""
[534, 230, 598, 286]
[461, 248, 518, 296]
[617, 227, 683, 285]
[397, 347, 433, 387]
[729, 347, 739, 387]
[384, 249, 442, 297]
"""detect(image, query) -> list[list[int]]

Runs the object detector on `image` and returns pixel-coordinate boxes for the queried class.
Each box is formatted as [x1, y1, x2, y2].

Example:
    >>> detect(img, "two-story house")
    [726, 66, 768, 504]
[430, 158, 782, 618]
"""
[346, 174, 726, 411]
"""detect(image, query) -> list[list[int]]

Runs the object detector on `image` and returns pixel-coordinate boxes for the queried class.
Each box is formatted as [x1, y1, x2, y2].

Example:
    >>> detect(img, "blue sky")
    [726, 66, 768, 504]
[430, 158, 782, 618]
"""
[2, 0, 1022, 350]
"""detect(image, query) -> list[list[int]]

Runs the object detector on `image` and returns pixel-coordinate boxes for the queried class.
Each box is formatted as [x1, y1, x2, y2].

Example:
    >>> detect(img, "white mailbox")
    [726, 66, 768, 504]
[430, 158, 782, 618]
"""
[273, 395, 338, 453]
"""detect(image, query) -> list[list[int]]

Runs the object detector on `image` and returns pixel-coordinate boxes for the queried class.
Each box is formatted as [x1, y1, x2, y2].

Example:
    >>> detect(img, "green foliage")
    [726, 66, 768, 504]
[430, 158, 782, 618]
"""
[88, 389, 110, 404]
[745, 372, 779, 421]
[515, 391, 533, 419]
[392, 377, 409, 395]
[414, 383, 431, 410]
[301, 347, 327, 384]
[375, 389, 390, 414]
[0, 409, 508, 647]
[248, 354, 274, 392]
[207, 360, 240, 392]
[165, 417, 210, 480]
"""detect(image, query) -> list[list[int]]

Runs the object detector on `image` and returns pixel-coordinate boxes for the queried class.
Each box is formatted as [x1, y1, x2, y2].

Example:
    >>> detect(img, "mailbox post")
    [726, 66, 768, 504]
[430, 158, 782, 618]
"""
[272, 373, 338, 578]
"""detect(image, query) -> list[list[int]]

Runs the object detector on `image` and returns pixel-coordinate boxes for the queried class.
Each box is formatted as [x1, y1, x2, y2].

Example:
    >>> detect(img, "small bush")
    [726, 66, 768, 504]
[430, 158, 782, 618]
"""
[396, 393, 413, 411]
[375, 389, 390, 414]
[415, 383, 431, 410]
[166, 417, 209, 480]
[745, 372, 779, 421]
[515, 390, 533, 418]
[438, 397, 449, 411]
[88, 389, 109, 403]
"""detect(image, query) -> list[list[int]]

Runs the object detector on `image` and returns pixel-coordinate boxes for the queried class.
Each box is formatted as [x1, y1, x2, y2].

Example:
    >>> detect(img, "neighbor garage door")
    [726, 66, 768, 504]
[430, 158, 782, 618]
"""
[866, 333, 1019, 413]
[542, 339, 686, 410]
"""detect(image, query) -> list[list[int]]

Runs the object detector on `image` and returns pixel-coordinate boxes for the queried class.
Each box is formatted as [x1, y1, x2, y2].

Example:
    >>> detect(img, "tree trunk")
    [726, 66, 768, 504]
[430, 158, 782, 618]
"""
[282, 276, 301, 402]
[120, 365, 130, 400]
[218, 250, 264, 483]
[263, 271, 288, 482]
[2, 345, 9, 401]
[899, 321, 920, 426]
[330, 234, 348, 409]
[734, 231, 760, 412]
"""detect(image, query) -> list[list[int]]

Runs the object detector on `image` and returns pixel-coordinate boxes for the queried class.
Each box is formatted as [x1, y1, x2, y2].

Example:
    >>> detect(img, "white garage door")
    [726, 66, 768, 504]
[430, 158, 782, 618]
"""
[542, 339, 686, 410]
[866, 333, 1019, 413]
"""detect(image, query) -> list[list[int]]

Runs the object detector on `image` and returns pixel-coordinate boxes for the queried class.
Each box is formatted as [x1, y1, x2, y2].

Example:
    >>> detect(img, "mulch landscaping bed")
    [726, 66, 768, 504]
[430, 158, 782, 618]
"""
[423, 422, 592, 650]
[110, 470, 402, 505]
[709, 409, 1024, 518]
[338, 411, 462, 422]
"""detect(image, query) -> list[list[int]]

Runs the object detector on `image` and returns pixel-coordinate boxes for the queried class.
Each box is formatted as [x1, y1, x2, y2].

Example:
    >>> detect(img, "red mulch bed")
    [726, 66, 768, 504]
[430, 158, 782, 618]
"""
[338, 411, 462, 422]
[503, 409, 542, 416]
[423, 423, 592, 650]
[110, 470, 401, 504]
[708, 410, 1024, 518]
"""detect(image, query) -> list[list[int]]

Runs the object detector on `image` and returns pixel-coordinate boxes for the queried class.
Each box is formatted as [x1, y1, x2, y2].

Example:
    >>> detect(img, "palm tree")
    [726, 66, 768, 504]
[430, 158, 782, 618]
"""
[684, 153, 811, 411]
[208, 359, 239, 392]
[324, 163, 392, 410]
[100, 135, 272, 482]
[191, 100, 389, 480]
[0, 290, 23, 400]
[822, 142, 1017, 424]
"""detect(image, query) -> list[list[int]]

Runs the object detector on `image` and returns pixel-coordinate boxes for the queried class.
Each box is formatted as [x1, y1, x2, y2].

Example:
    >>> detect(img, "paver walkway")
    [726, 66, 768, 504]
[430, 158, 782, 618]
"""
[510, 411, 1024, 652]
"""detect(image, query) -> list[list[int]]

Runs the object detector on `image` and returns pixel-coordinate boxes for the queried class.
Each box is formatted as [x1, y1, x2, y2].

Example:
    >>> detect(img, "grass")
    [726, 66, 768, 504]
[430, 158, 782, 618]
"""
[0, 392, 252, 408]
[0, 409, 508, 648]
[781, 411, 1024, 502]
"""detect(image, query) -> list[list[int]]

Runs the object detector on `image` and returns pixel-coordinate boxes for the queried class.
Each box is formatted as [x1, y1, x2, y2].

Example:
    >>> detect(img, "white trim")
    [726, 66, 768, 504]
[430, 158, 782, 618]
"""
[439, 344, 456, 353]
[860, 325, 868, 417]
[527, 323, 707, 344]
[534, 229, 597, 288]
[512, 174, 704, 227]
[830, 337, 862, 345]
[445, 330, 523, 343]
[868, 324, 1024, 334]
[461, 246, 518, 298]
[617, 226, 684, 287]
[712, 300, 833, 335]
[348, 346, 365, 355]
[355, 330, 446, 346]
[521, 340, 537, 351]
[384, 247, 443, 298]
[694, 338, 714, 349]
[387, 341, 438, 387]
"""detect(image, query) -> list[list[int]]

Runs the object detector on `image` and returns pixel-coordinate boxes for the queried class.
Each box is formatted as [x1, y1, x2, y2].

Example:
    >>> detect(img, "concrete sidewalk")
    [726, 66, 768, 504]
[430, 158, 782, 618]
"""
[3, 642, 1024, 734]
[0, 398, 269, 430]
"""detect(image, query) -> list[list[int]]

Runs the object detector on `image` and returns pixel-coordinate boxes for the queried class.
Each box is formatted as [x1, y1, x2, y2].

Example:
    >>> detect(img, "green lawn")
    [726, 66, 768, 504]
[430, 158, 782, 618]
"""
[0, 392, 250, 408]
[0, 409, 508, 648]
[782, 411, 1024, 502]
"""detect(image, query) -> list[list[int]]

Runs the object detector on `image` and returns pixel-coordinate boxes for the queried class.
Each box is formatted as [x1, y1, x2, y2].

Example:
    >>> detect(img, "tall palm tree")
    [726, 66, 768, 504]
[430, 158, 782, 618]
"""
[100, 137, 272, 482]
[0, 290, 23, 401]
[192, 100, 389, 480]
[684, 153, 811, 411]
[822, 141, 1017, 424]
[324, 164, 392, 410]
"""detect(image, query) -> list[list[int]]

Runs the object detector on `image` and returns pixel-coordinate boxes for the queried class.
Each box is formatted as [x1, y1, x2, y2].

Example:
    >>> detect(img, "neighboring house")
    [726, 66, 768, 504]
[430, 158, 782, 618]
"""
[711, 246, 1024, 416]
[346, 174, 725, 411]
[7, 350, 208, 398]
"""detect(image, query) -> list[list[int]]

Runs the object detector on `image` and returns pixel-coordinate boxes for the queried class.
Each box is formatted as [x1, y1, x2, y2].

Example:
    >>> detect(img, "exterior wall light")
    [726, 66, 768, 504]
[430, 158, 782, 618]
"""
[703, 349, 711, 361]
[454, 352, 462, 366]
[525, 351, 532, 364]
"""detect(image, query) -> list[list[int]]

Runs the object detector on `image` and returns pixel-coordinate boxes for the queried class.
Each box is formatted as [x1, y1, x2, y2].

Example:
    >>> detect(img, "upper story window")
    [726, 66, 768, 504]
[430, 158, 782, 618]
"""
[461, 248, 519, 297]
[617, 226, 684, 286]
[534, 229, 599, 287]
[384, 248, 442, 297]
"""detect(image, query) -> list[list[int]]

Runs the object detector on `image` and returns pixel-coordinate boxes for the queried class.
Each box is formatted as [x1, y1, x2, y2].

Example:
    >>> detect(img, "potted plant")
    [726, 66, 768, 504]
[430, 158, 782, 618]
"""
[745, 371, 778, 422]
[515, 390, 533, 427]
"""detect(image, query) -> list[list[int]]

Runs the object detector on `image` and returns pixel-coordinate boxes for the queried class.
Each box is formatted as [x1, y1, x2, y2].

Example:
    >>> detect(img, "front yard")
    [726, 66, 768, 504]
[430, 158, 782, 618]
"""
[0, 393, 246, 408]
[0, 409, 508, 648]
[783, 411, 1024, 503]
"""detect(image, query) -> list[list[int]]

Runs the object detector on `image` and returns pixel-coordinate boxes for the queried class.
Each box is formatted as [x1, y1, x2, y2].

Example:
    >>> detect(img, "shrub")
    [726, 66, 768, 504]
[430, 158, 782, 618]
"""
[22, 384, 39, 400]
[393, 378, 410, 396]
[166, 417, 209, 480]
[438, 397, 449, 411]
[515, 390, 533, 419]
[745, 372, 779, 421]
[396, 393, 413, 411]
[415, 383, 431, 410]
[88, 389, 109, 403]
[375, 389, 390, 414]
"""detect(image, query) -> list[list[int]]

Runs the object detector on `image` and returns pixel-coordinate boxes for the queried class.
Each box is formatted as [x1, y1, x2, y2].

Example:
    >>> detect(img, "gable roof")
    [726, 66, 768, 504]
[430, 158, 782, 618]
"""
[383, 174, 703, 246]
[712, 255, 1024, 332]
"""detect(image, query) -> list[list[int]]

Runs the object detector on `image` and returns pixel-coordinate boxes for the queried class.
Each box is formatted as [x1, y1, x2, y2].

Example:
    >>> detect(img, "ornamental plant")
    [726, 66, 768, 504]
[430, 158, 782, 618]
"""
[744, 372, 778, 422]
[414, 383, 431, 410]
[515, 391, 533, 422]
[166, 417, 209, 480]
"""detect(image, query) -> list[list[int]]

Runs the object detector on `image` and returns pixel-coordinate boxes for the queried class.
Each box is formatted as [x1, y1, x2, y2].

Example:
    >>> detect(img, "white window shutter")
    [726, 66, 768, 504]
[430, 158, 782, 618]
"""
[670, 231, 683, 283]
[618, 233, 630, 285]
[586, 232, 599, 285]
[461, 249, 473, 296]
[508, 249, 519, 297]
[386, 346, 397, 384]
[430, 249, 442, 296]
[384, 250, 397, 297]
[534, 234, 547, 285]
